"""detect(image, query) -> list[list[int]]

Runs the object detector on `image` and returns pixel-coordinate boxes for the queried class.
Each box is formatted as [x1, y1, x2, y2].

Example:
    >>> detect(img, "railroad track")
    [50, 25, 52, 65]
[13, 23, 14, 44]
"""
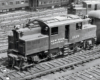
[0, 46, 100, 80]
[43, 65, 100, 80]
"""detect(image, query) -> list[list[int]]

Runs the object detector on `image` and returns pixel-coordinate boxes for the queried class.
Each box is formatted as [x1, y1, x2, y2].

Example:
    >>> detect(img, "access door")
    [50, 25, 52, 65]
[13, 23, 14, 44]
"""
[94, 4, 97, 10]
[65, 25, 69, 39]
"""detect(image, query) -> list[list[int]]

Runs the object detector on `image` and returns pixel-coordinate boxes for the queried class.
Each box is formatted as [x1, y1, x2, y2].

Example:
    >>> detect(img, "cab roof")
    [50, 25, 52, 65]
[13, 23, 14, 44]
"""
[74, 7, 86, 10]
[83, 1, 100, 4]
[88, 10, 100, 19]
[36, 15, 90, 27]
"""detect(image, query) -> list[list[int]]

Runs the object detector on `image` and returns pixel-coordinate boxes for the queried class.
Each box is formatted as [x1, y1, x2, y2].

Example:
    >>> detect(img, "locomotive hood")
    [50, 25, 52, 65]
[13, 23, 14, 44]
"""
[19, 33, 48, 41]
[14, 27, 41, 37]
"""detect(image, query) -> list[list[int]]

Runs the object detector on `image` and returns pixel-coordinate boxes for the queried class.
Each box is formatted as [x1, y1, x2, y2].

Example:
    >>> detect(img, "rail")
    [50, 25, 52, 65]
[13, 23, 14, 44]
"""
[0, 46, 100, 80]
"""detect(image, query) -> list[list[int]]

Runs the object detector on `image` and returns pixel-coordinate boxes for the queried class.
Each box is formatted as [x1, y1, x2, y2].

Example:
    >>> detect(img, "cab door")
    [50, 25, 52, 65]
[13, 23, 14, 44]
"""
[94, 4, 97, 10]
[65, 25, 69, 40]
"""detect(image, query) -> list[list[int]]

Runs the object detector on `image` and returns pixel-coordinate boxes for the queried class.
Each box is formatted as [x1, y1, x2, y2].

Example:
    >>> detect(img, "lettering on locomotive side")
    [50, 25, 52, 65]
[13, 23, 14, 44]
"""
[72, 35, 80, 39]
[51, 38, 64, 45]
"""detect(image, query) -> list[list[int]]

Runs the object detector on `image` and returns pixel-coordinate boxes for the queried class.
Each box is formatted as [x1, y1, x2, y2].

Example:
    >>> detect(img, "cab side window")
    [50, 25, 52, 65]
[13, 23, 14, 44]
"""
[89, 19, 94, 24]
[88, 4, 91, 8]
[10, 2, 13, 5]
[51, 27, 58, 35]
[42, 26, 49, 35]
[76, 22, 82, 30]
[2, 3, 5, 5]
[16, 1, 20, 4]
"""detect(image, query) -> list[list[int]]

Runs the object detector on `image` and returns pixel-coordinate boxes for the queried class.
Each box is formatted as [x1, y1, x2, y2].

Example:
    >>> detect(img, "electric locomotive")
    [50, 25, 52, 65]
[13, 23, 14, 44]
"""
[68, 0, 100, 16]
[8, 14, 96, 70]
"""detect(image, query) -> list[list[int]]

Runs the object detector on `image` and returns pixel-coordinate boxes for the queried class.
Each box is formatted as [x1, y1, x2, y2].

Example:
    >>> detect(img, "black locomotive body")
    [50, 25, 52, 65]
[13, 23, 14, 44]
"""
[8, 14, 97, 70]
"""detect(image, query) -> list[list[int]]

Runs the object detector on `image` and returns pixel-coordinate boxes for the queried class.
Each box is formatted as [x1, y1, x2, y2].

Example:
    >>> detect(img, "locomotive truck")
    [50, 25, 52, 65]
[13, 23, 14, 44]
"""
[8, 14, 96, 70]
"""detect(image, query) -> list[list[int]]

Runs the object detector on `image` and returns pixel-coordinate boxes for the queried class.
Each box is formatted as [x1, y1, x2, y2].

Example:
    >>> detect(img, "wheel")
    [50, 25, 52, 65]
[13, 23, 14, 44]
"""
[74, 42, 83, 52]
[49, 52, 59, 59]
[59, 51, 63, 55]
[49, 53, 56, 59]
[84, 40, 94, 50]
[32, 55, 40, 63]
[7, 57, 12, 67]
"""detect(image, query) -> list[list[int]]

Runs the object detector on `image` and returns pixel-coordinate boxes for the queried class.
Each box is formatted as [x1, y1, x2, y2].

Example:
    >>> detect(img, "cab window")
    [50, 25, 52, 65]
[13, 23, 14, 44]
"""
[88, 4, 91, 8]
[2, 3, 5, 5]
[51, 27, 58, 35]
[76, 22, 82, 30]
[16, 1, 20, 4]
[10, 2, 13, 5]
[42, 26, 49, 35]
[89, 19, 93, 24]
